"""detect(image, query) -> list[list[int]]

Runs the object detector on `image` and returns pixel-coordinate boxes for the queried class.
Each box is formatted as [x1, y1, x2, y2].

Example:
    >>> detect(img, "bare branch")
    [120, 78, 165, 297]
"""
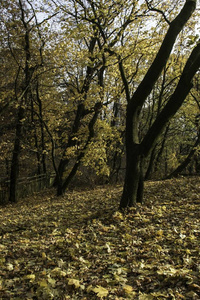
[145, 0, 171, 25]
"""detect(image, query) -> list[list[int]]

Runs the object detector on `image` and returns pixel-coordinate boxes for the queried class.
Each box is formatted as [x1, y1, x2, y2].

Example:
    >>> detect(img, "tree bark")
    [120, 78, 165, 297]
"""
[141, 42, 200, 156]
[145, 145, 157, 180]
[9, 105, 24, 202]
[9, 0, 32, 202]
[120, 0, 198, 208]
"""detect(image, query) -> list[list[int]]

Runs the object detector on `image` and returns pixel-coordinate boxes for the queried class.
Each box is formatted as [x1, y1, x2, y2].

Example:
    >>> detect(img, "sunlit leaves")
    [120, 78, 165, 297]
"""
[67, 278, 81, 289]
[0, 177, 200, 298]
[81, 119, 123, 177]
[92, 285, 109, 298]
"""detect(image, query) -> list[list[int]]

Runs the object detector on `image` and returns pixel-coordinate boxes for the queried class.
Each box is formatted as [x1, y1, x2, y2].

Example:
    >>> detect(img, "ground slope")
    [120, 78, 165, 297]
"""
[0, 177, 200, 299]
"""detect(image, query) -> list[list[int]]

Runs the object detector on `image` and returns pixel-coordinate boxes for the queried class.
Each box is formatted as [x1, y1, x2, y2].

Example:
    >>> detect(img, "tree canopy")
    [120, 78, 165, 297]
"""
[0, 0, 199, 204]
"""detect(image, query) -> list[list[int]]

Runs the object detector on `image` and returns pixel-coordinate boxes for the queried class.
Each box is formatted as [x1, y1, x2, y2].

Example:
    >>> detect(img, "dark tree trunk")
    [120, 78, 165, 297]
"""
[9, 106, 24, 202]
[120, 0, 198, 208]
[31, 96, 42, 175]
[145, 145, 157, 180]
[9, 0, 32, 202]
[120, 145, 144, 208]
[36, 79, 47, 174]
[53, 103, 86, 188]
[153, 124, 170, 175]
[120, 104, 142, 207]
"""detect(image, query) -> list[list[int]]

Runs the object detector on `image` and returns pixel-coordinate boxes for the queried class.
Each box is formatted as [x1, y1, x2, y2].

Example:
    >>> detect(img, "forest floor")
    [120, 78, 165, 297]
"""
[0, 176, 200, 300]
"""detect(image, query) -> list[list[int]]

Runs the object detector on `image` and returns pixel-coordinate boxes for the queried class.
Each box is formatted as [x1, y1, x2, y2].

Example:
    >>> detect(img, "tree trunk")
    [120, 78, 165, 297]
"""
[153, 124, 170, 175]
[53, 102, 86, 188]
[120, 145, 144, 208]
[145, 145, 157, 180]
[9, 106, 24, 202]
[120, 104, 142, 207]
[120, 0, 198, 208]
[9, 0, 32, 202]
[36, 79, 47, 174]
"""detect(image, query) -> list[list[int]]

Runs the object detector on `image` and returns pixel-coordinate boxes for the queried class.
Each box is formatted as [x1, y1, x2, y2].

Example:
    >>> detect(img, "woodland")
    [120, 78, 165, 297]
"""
[0, 0, 200, 298]
[0, 0, 200, 204]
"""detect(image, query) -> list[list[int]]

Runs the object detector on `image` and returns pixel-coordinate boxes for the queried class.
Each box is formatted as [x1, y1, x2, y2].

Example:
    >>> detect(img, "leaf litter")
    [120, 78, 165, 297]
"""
[0, 176, 200, 299]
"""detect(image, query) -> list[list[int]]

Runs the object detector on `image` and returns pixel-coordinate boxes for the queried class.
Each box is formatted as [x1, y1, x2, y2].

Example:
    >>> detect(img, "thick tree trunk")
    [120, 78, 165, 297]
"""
[120, 105, 143, 207]
[141, 43, 200, 156]
[120, 0, 198, 208]
[120, 145, 144, 208]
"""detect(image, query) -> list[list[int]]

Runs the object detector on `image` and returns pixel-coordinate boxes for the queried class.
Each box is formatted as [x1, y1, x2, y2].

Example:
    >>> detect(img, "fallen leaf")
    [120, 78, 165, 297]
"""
[92, 285, 109, 298]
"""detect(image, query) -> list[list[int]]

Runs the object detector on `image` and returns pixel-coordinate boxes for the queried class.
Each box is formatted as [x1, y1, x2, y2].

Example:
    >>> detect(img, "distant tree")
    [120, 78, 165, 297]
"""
[0, 0, 55, 202]
[51, 0, 140, 195]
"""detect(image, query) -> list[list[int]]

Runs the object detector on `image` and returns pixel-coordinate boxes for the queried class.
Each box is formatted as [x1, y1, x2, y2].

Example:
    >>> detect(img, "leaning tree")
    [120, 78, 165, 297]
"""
[119, 0, 200, 208]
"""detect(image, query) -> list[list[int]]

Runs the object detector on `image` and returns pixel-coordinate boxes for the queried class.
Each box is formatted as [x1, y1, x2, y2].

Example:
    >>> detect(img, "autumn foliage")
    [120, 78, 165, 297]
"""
[0, 1, 200, 297]
[0, 177, 200, 299]
[0, 0, 200, 203]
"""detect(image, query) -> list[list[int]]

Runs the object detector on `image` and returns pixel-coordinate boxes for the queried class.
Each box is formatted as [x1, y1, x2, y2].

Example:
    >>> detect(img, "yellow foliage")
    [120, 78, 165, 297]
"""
[123, 284, 134, 294]
[67, 278, 81, 289]
[92, 285, 109, 298]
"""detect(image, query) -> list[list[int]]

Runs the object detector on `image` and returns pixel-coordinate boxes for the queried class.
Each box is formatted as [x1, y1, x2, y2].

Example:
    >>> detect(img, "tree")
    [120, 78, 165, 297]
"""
[1, 0, 199, 203]
[0, 0, 57, 202]
[119, 0, 200, 208]
[166, 85, 200, 178]
[51, 0, 141, 195]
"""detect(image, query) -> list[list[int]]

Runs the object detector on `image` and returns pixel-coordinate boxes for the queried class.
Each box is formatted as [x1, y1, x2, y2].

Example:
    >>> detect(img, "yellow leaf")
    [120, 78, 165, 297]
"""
[139, 293, 154, 300]
[60, 270, 67, 277]
[125, 233, 132, 240]
[39, 279, 48, 287]
[42, 252, 47, 260]
[156, 229, 164, 236]
[0, 257, 6, 265]
[92, 285, 109, 298]
[51, 267, 67, 277]
[87, 285, 93, 293]
[25, 274, 36, 281]
[7, 263, 14, 271]
[50, 267, 61, 275]
[123, 284, 133, 294]
[48, 277, 56, 287]
[186, 291, 198, 298]
[105, 243, 111, 253]
[113, 211, 124, 220]
[68, 278, 80, 289]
